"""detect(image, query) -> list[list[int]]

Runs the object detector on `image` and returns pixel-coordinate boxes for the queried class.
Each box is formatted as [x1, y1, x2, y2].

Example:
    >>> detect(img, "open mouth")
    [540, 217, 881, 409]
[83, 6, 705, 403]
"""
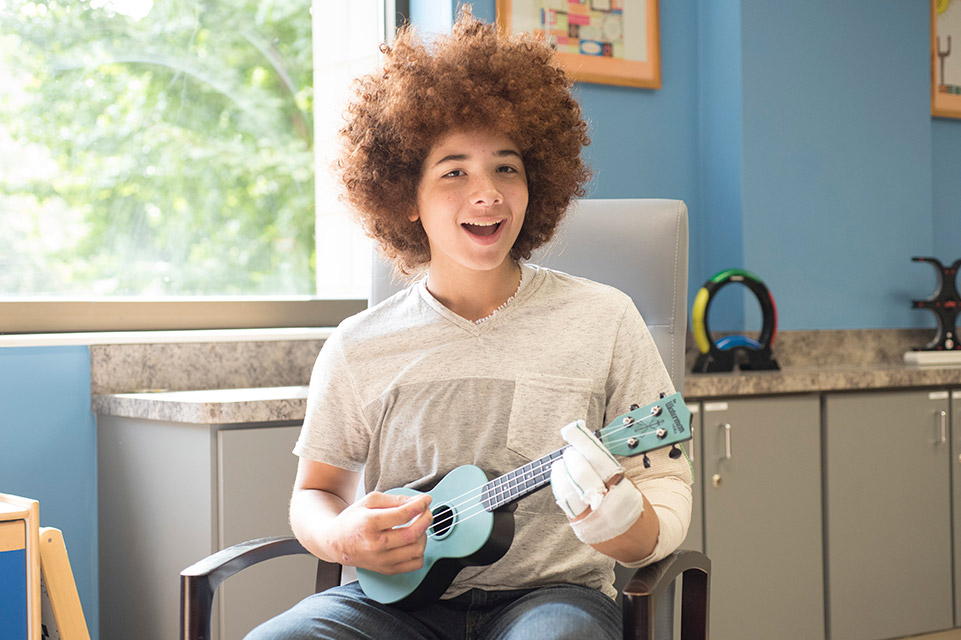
[462, 221, 502, 237]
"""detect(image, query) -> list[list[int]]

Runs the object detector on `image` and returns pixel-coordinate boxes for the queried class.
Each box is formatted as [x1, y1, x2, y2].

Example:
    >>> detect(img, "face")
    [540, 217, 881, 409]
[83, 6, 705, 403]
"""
[412, 129, 528, 279]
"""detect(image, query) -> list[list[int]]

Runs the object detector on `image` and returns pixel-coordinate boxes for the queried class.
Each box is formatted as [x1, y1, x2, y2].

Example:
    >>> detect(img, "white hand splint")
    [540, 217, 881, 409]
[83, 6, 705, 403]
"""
[550, 419, 645, 544]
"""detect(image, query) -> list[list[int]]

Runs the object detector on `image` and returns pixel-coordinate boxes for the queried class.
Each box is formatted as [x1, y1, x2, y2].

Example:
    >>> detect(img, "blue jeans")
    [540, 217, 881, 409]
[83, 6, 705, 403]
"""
[244, 581, 622, 640]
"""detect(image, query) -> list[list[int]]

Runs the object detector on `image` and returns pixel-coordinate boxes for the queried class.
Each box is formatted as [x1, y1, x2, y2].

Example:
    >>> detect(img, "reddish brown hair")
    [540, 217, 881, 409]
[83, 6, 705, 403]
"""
[338, 6, 590, 273]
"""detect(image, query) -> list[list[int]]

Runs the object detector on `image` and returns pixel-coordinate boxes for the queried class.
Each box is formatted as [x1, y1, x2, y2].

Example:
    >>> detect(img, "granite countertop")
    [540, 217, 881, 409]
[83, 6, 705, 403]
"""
[685, 363, 961, 398]
[89, 329, 961, 424]
[685, 328, 961, 398]
[92, 385, 309, 424]
[92, 363, 961, 424]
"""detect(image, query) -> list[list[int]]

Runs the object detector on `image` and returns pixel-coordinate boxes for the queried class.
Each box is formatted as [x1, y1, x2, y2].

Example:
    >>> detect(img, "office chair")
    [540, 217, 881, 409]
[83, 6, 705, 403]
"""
[181, 199, 710, 640]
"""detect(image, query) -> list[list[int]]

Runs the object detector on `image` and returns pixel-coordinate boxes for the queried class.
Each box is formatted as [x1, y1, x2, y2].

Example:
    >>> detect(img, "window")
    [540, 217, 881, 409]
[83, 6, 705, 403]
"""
[0, 0, 397, 332]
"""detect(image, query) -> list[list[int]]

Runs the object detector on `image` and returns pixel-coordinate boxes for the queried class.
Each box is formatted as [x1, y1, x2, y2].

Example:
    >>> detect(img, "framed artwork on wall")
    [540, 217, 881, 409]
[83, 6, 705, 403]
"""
[932, 0, 961, 118]
[496, 0, 661, 89]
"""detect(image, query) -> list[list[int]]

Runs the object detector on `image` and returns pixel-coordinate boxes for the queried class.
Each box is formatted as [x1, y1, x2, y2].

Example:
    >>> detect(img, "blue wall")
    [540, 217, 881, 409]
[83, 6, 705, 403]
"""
[0, 346, 99, 639]
[933, 118, 961, 262]
[448, 0, 961, 331]
[3, 4, 961, 636]
[740, 1, 934, 330]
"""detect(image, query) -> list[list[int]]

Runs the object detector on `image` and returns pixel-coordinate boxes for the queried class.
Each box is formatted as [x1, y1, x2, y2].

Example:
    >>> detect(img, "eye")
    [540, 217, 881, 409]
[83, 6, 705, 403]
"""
[442, 169, 465, 178]
[497, 165, 520, 174]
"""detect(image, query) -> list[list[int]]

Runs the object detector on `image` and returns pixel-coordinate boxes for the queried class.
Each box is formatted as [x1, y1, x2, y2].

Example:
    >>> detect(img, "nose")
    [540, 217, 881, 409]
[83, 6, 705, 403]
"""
[471, 174, 502, 206]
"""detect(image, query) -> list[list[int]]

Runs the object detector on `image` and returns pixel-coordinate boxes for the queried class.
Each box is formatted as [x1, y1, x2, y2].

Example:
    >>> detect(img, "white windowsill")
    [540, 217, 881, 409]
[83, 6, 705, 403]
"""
[0, 327, 335, 348]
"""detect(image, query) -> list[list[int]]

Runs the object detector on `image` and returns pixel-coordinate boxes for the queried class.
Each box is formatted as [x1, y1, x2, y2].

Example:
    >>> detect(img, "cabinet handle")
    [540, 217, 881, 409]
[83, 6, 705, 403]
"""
[722, 422, 732, 459]
[689, 422, 695, 462]
[937, 410, 947, 445]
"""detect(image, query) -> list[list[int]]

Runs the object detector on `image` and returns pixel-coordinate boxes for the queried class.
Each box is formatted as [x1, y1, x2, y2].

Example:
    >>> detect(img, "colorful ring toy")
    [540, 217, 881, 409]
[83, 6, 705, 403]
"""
[691, 269, 780, 372]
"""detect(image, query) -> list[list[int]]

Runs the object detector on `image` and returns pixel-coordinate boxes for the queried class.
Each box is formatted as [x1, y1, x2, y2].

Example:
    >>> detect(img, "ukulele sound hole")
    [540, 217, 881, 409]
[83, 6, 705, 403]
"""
[429, 504, 455, 539]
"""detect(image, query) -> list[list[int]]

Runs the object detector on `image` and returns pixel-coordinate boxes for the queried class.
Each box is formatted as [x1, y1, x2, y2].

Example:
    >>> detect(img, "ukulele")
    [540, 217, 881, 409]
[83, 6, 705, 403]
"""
[356, 392, 693, 610]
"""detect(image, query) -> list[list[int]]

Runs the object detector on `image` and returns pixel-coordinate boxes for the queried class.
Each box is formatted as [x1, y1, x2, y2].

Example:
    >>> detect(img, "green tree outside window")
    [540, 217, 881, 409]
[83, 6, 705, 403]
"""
[0, 0, 315, 296]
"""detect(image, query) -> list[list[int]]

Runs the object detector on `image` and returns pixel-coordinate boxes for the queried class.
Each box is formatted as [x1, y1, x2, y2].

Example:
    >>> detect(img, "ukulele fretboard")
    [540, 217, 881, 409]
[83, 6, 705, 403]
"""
[480, 448, 566, 511]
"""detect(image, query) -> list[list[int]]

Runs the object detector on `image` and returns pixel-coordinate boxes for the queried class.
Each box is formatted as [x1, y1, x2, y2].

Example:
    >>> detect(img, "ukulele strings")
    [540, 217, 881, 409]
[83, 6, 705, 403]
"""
[424, 416, 671, 536]
[423, 417, 674, 539]
[421, 414, 657, 533]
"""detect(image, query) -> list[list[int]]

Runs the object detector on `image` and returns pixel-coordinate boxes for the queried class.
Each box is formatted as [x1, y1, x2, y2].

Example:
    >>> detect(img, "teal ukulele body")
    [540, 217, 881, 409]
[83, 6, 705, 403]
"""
[356, 392, 692, 610]
[356, 465, 516, 610]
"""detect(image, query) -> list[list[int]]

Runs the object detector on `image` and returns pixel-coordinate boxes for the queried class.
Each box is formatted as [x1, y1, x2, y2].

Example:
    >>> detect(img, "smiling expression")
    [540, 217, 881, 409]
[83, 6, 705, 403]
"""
[412, 129, 529, 279]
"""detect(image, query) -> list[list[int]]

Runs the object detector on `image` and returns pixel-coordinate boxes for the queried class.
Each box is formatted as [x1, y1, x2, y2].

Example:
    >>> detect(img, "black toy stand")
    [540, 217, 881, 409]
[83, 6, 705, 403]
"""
[911, 256, 961, 351]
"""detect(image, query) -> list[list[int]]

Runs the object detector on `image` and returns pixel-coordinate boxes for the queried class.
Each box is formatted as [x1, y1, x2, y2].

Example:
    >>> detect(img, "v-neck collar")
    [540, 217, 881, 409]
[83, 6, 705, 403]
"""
[418, 263, 541, 334]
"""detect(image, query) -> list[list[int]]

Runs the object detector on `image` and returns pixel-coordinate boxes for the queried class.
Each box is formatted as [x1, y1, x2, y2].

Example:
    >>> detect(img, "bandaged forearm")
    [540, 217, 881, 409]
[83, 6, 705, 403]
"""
[550, 420, 646, 544]
[619, 478, 693, 568]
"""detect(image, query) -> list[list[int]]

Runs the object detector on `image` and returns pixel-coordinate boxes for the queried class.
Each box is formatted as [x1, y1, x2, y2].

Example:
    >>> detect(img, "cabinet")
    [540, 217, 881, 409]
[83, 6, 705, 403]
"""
[824, 390, 953, 640]
[684, 402, 703, 552]
[700, 395, 824, 640]
[955, 390, 961, 627]
[97, 416, 316, 640]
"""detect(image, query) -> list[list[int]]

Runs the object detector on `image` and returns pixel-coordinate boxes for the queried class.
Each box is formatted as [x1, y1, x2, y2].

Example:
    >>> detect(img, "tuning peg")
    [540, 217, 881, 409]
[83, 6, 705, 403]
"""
[630, 403, 640, 411]
[669, 445, 682, 459]
[643, 454, 651, 469]
[659, 392, 666, 399]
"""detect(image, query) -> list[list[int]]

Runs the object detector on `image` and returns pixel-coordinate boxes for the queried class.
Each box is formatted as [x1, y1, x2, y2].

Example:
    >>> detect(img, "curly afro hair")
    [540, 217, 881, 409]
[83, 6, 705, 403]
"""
[337, 6, 591, 273]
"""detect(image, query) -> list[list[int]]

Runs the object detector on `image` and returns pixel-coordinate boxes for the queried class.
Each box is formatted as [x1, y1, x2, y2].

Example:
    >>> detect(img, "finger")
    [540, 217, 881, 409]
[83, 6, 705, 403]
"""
[377, 546, 429, 575]
[391, 503, 434, 545]
[560, 420, 622, 482]
[374, 520, 432, 573]
[551, 458, 590, 519]
[370, 499, 434, 551]
[364, 491, 430, 510]
[561, 447, 608, 511]
[368, 493, 433, 530]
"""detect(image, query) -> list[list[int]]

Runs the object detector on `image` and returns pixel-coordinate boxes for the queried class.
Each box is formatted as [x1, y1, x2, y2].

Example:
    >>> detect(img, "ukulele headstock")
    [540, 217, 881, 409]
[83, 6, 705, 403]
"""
[597, 392, 692, 463]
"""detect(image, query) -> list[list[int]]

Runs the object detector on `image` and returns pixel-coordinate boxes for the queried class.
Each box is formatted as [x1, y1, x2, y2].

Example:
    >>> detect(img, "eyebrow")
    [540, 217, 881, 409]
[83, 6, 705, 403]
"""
[432, 149, 523, 167]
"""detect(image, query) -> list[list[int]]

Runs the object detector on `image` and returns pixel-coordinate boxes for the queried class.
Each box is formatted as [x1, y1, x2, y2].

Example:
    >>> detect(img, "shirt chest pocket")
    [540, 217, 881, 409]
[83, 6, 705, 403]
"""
[506, 373, 594, 462]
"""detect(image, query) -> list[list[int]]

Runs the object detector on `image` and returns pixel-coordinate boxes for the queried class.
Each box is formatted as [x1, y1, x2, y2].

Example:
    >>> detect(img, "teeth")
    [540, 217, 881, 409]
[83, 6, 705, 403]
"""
[464, 221, 500, 226]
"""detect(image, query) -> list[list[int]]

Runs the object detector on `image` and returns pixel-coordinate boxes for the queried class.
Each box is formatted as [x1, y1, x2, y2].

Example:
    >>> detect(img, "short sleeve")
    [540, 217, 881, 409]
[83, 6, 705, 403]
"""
[293, 328, 372, 471]
[605, 298, 676, 419]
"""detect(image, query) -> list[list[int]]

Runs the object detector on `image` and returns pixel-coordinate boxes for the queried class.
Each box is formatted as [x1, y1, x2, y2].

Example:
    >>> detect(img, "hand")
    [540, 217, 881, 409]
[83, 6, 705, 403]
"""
[328, 492, 432, 575]
[550, 419, 645, 544]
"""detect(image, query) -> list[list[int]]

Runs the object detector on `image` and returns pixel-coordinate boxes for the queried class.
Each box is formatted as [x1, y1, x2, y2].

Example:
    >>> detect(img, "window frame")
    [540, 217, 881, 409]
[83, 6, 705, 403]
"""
[0, 298, 366, 334]
[0, 0, 410, 334]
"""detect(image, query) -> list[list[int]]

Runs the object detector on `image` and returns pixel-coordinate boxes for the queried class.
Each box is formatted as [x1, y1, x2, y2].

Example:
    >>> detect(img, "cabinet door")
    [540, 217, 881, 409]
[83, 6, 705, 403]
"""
[702, 395, 824, 640]
[684, 402, 703, 552]
[825, 390, 953, 640]
[218, 425, 319, 640]
[98, 416, 214, 640]
[953, 390, 961, 627]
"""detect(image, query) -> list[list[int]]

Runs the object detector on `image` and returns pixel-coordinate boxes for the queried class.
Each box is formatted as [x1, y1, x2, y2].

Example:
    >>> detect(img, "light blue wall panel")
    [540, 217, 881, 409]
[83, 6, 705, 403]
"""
[932, 118, 961, 268]
[0, 346, 98, 639]
[740, 1, 933, 329]
[694, 0, 745, 332]
[411, 0, 452, 34]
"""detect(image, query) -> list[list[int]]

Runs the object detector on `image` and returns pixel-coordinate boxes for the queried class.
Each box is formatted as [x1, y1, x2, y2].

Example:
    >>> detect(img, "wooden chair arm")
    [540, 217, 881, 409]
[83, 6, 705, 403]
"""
[620, 550, 711, 640]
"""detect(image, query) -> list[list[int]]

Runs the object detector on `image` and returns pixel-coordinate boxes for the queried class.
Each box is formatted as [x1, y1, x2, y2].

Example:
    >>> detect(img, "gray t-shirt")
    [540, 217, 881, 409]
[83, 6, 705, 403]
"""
[295, 264, 693, 599]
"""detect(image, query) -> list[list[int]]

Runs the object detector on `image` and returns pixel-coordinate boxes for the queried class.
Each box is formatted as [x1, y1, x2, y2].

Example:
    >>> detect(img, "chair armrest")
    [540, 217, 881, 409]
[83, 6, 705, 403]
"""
[180, 536, 313, 640]
[621, 550, 711, 640]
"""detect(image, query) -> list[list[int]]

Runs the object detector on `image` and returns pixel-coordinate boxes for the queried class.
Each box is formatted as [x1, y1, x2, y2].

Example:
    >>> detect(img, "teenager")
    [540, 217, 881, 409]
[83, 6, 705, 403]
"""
[247, 8, 692, 639]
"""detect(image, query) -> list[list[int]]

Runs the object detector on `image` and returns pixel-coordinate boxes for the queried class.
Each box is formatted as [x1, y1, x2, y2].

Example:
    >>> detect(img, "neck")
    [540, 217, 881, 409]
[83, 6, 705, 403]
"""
[426, 260, 522, 322]
[481, 447, 566, 511]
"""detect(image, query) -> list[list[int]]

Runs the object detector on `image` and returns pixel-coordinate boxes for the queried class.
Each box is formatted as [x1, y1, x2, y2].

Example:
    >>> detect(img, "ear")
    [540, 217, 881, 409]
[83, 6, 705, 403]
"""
[407, 208, 420, 222]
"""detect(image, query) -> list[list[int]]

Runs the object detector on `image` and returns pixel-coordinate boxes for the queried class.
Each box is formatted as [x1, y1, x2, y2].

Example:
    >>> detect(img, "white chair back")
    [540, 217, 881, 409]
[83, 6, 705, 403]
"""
[371, 198, 689, 391]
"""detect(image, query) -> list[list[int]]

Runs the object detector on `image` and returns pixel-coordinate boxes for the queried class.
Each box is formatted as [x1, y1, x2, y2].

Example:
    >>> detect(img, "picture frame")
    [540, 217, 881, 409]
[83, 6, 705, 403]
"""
[496, 0, 661, 89]
[932, 0, 961, 118]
